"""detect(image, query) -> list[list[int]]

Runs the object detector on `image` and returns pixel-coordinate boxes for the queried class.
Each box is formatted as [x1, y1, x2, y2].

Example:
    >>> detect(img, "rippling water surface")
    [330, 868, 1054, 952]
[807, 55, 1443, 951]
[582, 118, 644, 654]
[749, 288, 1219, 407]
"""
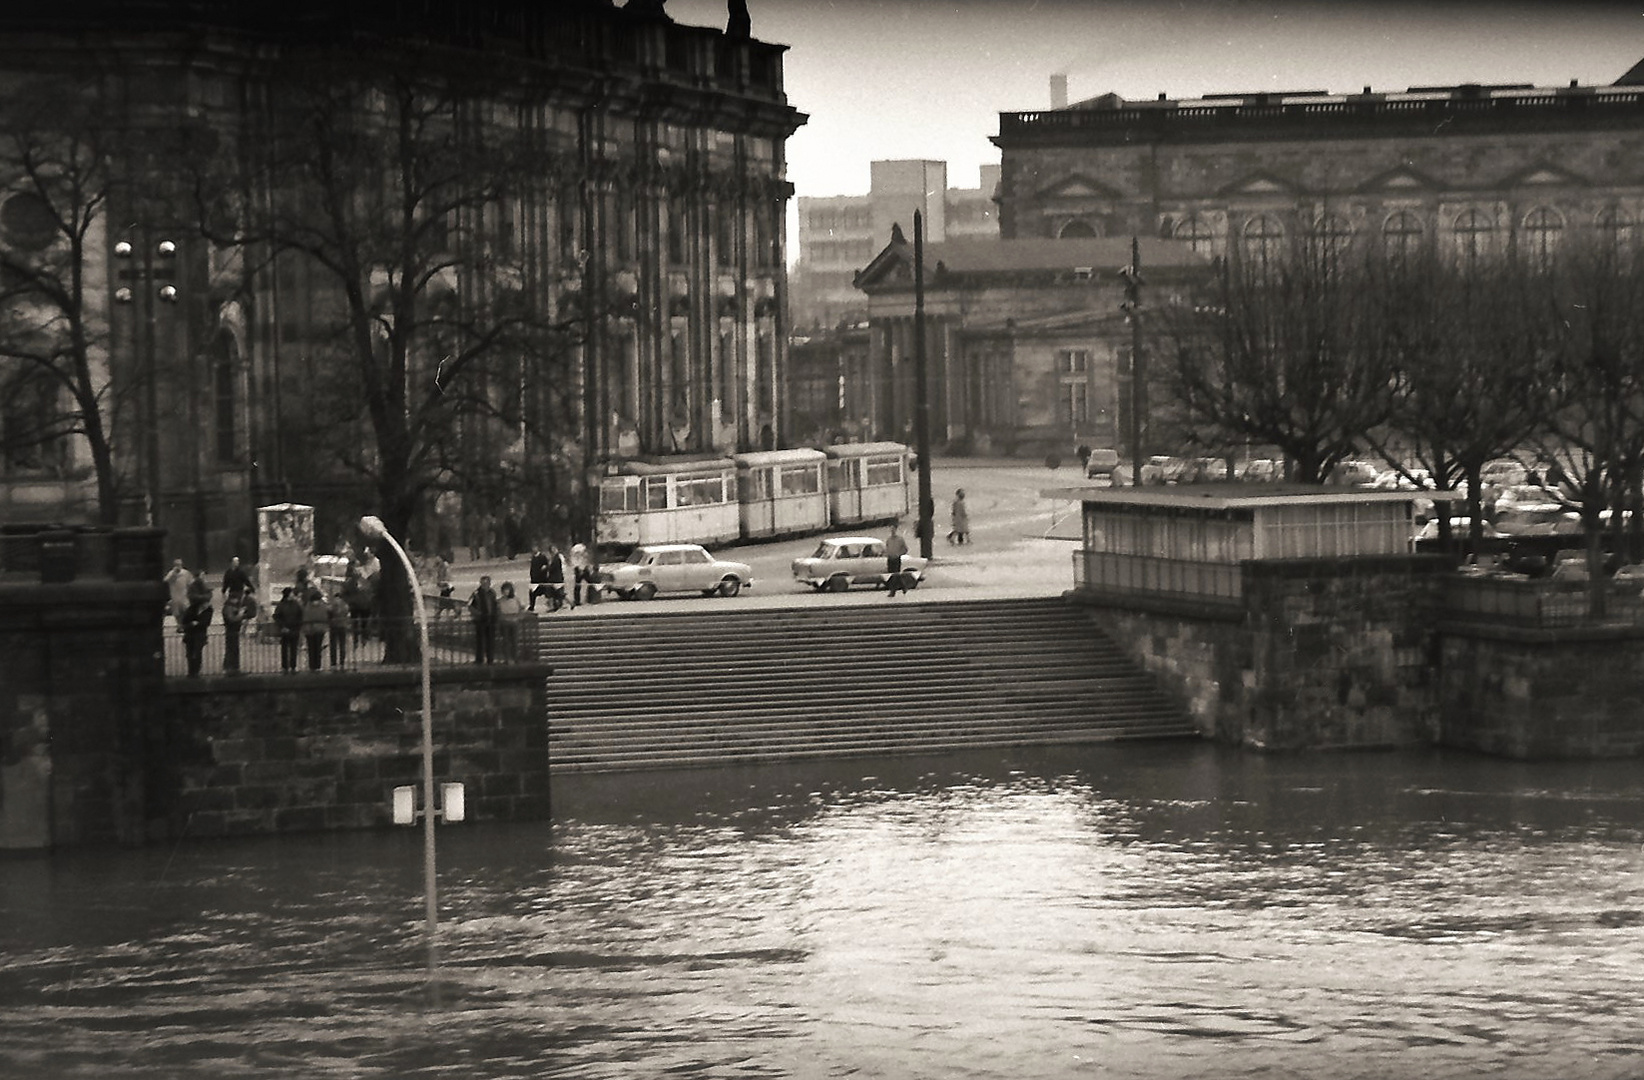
[5, 743, 1644, 1078]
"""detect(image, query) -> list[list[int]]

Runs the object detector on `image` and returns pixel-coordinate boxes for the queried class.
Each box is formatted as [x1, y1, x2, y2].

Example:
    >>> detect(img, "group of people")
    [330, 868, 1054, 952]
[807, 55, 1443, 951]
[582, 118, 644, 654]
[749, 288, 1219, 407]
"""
[526, 542, 596, 612]
[164, 556, 260, 677]
[463, 575, 525, 664]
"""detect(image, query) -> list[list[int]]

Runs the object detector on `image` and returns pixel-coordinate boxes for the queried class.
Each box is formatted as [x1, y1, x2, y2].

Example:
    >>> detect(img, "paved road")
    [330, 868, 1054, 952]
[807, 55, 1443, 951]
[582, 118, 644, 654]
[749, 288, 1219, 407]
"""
[451, 459, 1092, 615]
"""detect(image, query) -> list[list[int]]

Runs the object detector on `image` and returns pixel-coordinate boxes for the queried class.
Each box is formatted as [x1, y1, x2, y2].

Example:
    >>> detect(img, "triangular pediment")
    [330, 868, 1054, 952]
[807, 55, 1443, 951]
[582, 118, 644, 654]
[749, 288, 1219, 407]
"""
[1502, 162, 1588, 188]
[852, 228, 915, 292]
[1034, 173, 1124, 202]
[1357, 164, 1441, 193]
[1217, 171, 1300, 198]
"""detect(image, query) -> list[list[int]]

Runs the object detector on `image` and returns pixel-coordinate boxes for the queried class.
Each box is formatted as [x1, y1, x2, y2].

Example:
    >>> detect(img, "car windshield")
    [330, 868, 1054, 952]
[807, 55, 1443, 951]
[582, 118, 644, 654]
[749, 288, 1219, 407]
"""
[624, 549, 652, 565]
[811, 542, 832, 558]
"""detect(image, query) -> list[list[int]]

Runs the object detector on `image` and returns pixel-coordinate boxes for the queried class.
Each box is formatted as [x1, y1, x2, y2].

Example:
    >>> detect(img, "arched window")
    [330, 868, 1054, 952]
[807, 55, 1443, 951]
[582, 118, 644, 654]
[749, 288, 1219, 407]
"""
[1058, 219, 1097, 239]
[1242, 214, 1284, 270]
[1382, 210, 1424, 262]
[1310, 213, 1355, 269]
[1596, 206, 1633, 249]
[1522, 206, 1563, 266]
[1452, 209, 1495, 264]
[1174, 214, 1218, 258]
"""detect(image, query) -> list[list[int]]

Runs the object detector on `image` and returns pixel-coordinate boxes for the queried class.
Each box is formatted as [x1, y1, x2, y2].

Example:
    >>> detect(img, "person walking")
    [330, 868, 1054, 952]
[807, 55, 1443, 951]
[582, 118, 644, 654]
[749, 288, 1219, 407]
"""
[948, 488, 970, 545]
[221, 588, 256, 674]
[469, 574, 500, 664]
[301, 587, 329, 671]
[528, 547, 550, 611]
[180, 582, 214, 678]
[569, 542, 591, 608]
[884, 522, 910, 597]
[272, 587, 304, 673]
[547, 545, 567, 612]
[496, 581, 524, 661]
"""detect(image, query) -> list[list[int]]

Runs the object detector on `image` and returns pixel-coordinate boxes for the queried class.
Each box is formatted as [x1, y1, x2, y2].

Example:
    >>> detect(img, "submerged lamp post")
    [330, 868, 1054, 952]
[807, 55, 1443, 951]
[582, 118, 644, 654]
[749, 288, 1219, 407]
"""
[359, 515, 463, 982]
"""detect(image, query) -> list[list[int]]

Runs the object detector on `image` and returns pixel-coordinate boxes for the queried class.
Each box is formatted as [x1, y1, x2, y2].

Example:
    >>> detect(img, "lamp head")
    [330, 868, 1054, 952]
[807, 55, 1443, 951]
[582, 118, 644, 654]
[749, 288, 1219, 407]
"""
[359, 515, 387, 539]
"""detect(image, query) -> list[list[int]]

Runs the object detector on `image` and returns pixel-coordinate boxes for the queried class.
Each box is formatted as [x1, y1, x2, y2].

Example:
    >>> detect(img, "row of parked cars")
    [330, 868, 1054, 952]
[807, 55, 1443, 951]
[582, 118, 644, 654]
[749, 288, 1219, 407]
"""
[594, 536, 929, 601]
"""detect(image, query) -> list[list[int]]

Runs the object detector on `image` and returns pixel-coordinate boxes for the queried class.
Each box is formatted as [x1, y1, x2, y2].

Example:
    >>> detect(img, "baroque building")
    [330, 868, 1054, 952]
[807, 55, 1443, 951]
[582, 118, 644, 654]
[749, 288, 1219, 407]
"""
[991, 69, 1644, 260]
[0, 0, 802, 565]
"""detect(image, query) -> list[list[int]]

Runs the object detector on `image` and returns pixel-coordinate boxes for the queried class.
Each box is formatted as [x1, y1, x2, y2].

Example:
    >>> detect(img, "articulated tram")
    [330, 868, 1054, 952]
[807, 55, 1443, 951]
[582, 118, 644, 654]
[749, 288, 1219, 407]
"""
[595, 442, 912, 551]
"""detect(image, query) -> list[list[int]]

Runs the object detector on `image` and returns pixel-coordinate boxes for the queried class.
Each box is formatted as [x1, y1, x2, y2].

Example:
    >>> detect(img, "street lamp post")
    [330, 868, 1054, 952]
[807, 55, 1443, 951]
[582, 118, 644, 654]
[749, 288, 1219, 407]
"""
[912, 210, 934, 558]
[358, 515, 439, 981]
[1120, 237, 1145, 486]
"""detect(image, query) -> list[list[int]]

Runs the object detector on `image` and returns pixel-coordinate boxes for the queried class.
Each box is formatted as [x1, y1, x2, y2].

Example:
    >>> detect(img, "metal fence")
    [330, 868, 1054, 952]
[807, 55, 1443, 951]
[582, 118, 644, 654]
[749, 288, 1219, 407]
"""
[1442, 573, 1644, 630]
[163, 613, 539, 678]
[1073, 550, 1244, 602]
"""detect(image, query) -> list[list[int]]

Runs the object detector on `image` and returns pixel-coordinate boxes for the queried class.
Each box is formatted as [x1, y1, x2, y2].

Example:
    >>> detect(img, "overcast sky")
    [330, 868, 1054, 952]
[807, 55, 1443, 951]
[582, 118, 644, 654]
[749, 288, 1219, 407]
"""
[668, 0, 1644, 197]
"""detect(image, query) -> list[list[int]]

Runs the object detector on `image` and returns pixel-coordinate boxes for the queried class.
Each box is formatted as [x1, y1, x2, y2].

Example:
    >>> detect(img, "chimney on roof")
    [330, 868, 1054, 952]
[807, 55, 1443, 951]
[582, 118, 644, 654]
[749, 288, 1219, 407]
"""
[1051, 74, 1068, 109]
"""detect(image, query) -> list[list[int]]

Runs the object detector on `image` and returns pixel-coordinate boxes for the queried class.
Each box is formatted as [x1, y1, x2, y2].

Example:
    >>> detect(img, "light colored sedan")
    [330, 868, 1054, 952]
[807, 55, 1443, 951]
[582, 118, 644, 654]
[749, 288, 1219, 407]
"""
[791, 535, 928, 592]
[600, 543, 754, 600]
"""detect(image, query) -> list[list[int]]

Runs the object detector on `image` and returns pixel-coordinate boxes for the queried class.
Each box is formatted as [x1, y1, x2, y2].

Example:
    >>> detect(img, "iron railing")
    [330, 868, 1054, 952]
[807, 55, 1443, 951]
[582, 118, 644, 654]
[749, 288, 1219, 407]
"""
[1073, 550, 1244, 602]
[1442, 572, 1644, 630]
[164, 613, 539, 678]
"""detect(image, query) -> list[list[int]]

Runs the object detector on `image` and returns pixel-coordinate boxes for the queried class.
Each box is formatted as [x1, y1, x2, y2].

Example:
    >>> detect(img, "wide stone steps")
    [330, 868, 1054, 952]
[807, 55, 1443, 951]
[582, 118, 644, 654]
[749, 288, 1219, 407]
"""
[536, 596, 1195, 771]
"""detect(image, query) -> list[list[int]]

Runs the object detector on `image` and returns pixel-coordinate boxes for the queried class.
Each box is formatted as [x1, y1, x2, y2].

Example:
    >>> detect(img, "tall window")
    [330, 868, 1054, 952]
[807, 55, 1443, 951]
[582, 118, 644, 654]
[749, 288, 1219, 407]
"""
[1059, 219, 1096, 239]
[1382, 210, 1423, 262]
[213, 334, 238, 464]
[1057, 349, 1090, 426]
[1596, 206, 1633, 251]
[1242, 214, 1284, 271]
[1314, 213, 1355, 265]
[667, 194, 687, 265]
[1522, 206, 1564, 266]
[1453, 209, 1495, 264]
[1175, 214, 1218, 258]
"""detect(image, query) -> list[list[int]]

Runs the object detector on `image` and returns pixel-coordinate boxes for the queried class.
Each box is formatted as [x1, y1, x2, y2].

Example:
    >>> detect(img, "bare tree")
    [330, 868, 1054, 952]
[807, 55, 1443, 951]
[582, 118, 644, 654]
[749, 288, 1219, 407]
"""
[1156, 230, 1396, 483]
[0, 78, 129, 523]
[194, 48, 583, 654]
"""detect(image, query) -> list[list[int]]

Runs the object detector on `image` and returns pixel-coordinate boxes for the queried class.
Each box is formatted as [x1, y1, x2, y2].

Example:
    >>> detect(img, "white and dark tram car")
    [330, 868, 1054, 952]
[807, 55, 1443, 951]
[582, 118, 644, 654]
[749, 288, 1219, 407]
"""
[595, 442, 911, 550]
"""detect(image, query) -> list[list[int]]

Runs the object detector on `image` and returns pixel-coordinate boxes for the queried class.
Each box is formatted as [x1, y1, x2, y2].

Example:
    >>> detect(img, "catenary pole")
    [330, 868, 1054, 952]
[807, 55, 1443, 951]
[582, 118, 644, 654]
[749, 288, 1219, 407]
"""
[913, 210, 933, 557]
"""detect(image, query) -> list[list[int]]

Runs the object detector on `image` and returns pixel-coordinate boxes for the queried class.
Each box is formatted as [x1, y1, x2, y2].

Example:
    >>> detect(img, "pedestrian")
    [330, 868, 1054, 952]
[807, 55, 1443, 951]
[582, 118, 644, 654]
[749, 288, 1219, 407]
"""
[341, 564, 368, 645]
[180, 583, 214, 678]
[221, 588, 257, 674]
[528, 546, 550, 611]
[469, 574, 500, 664]
[221, 555, 254, 600]
[272, 587, 304, 673]
[327, 588, 350, 668]
[497, 581, 523, 661]
[570, 542, 591, 608]
[301, 587, 329, 671]
[884, 522, 910, 597]
[162, 558, 193, 625]
[948, 488, 970, 545]
[547, 545, 567, 611]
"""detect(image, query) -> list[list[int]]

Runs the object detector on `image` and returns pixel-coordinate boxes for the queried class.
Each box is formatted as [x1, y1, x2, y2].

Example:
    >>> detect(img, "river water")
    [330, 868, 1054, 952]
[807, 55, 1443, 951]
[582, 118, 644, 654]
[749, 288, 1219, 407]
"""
[4, 743, 1643, 1079]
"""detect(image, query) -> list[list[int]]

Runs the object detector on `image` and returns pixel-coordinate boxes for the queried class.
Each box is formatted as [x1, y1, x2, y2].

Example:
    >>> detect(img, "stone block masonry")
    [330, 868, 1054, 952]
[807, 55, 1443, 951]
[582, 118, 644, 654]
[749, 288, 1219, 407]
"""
[159, 665, 553, 841]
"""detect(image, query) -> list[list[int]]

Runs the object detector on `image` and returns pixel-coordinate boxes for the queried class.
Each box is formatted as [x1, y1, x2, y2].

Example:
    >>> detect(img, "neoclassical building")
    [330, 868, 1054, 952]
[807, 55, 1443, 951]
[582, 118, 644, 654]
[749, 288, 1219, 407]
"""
[0, 0, 802, 565]
[992, 67, 1644, 260]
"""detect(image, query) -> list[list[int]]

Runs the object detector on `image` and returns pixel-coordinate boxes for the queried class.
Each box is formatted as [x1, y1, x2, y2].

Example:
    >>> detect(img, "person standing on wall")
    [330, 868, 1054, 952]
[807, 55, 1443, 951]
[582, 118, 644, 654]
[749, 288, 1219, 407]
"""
[301, 587, 329, 671]
[547, 544, 567, 612]
[496, 581, 524, 661]
[180, 579, 214, 678]
[221, 587, 256, 674]
[884, 522, 910, 598]
[469, 574, 500, 664]
[163, 558, 194, 626]
[326, 587, 350, 668]
[272, 587, 304, 673]
[569, 542, 591, 608]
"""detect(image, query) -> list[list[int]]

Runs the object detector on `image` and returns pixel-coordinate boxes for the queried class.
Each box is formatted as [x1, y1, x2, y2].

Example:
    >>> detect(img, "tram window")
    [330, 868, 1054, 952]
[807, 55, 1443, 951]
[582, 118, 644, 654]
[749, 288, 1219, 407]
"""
[601, 481, 639, 513]
[780, 464, 820, 495]
[677, 474, 728, 506]
[740, 471, 770, 500]
[864, 456, 902, 486]
[644, 478, 669, 510]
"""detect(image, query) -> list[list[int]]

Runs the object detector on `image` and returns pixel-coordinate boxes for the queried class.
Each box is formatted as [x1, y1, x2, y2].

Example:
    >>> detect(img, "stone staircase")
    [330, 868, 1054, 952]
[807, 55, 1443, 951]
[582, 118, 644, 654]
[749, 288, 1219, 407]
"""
[536, 595, 1197, 772]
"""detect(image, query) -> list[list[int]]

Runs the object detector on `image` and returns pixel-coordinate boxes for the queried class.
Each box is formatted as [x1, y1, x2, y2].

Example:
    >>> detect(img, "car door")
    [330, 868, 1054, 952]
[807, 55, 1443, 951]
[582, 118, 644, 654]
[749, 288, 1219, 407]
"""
[650, 548, 686, 592]
[853, 541, 885, 583]
[675, 546, 716, 591]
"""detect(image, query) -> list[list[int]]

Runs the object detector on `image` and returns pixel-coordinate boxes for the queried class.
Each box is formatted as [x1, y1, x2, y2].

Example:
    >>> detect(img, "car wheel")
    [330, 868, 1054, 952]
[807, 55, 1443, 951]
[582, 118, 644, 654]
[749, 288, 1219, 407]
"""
[718, 577, 742, 598]
[633, 583, 657, 601]
[825, 574, 849, 593]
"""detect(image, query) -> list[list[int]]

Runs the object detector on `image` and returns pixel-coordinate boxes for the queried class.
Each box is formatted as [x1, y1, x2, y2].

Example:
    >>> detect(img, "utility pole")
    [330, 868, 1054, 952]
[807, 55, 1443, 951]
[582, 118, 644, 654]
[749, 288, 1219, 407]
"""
[913, 210, 933, 558]
[1120, 236, 1145, 485]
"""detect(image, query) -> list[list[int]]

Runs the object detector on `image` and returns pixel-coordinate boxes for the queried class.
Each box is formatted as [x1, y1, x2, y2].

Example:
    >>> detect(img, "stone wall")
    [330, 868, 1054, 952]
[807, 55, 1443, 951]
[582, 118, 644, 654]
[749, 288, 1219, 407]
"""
[1077, 555, 1451, 751]
[157, 666, 553, 840]
[1437, 623, 1644, 758]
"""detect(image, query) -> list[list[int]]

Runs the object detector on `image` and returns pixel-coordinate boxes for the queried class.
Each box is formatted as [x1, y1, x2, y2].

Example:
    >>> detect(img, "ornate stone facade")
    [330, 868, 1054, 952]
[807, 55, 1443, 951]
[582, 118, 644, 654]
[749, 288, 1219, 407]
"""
[0, 1, 802, 564]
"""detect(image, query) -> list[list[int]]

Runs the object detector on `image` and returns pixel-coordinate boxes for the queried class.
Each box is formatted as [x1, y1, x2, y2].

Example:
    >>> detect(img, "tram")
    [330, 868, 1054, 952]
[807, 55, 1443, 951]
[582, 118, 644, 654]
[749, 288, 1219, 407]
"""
[595, 457, 740, 549]
[823, 441, 912, 528]
[593, 442, 912, 551]
[733, 448, 830, 540]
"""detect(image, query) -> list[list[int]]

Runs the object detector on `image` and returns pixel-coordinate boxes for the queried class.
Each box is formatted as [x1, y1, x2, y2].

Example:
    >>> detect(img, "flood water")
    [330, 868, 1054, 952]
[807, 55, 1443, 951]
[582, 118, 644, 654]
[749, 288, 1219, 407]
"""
[4, 743, 1644, 1079]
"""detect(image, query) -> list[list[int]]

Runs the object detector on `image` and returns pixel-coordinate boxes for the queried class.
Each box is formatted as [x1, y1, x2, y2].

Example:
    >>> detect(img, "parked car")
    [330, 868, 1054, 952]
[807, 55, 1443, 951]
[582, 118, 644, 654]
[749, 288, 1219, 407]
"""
[791, 535, 929, 592]
[599, 543, 754, 600]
